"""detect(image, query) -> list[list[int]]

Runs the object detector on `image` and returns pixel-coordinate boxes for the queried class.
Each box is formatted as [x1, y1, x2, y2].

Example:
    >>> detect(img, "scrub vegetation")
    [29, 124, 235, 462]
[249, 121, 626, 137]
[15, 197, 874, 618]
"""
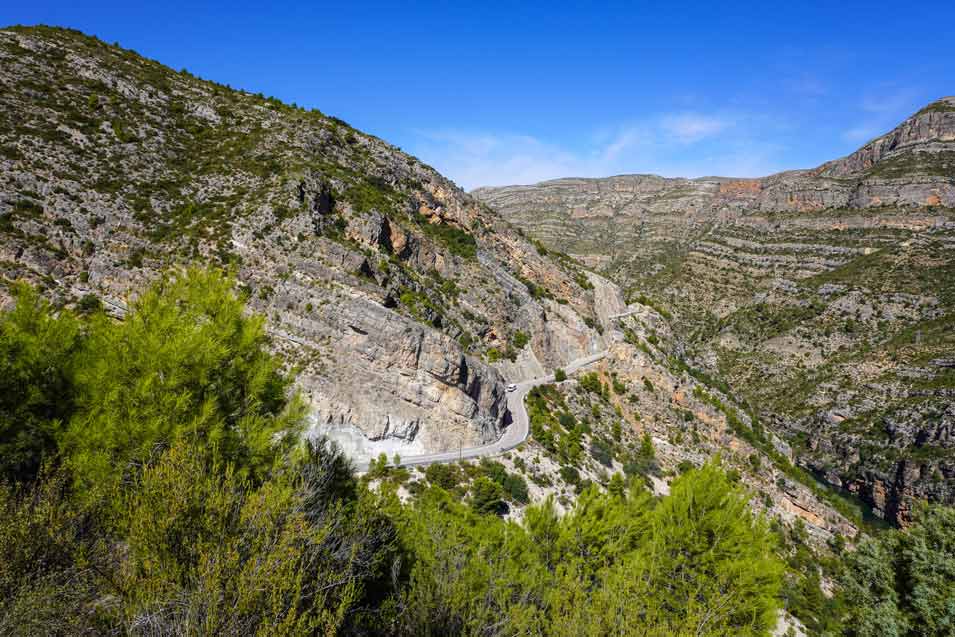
[2, 268, 951, 635]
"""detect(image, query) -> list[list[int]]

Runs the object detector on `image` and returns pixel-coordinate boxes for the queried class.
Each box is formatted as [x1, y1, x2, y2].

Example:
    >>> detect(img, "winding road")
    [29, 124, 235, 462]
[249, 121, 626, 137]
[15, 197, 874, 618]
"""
[354, 350, 607, 472]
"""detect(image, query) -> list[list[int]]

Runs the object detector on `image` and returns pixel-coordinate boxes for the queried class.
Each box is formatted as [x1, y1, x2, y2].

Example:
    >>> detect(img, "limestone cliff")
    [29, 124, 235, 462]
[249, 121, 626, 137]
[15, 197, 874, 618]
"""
[473, 98, 955, 524]
[0, 26, 612, 461]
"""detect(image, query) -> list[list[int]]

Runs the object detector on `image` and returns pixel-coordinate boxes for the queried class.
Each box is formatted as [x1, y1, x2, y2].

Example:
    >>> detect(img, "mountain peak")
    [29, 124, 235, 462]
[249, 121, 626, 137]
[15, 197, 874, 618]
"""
[814, 96, 955, 178]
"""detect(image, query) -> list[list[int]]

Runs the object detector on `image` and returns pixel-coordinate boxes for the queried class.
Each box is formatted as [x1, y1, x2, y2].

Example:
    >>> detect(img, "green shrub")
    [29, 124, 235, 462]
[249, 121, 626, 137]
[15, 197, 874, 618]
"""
[838, 504, 955, 636]
[425, 462, 461, 490]
[63, 268, 304, 496]
[478, 459, 530, 505]
[512, 330, 530, 349]
[0, 286, 81, 483]
[559, 465, 580, 486]
[590, 439, 614, 467]
[470, 476, 507, 515]
[558, 412, 576, 430]
[414, 214, 477, 259]
[76, 294, 101, 315]
[501, 473, 529, 504]
[579, 372, 604, 395]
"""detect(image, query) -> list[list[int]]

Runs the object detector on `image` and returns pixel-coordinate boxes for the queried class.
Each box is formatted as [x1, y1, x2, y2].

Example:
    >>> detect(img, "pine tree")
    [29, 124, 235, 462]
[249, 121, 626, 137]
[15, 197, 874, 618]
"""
[0, 285, 81, 483]
[62, 268, 304, 496]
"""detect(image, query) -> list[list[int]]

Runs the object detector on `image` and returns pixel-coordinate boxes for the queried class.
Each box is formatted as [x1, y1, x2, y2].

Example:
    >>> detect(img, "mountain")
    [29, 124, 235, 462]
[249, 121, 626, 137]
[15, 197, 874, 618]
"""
[0, 25, 621, 462]
[0, 26, 862, 542]
[6, 23, 955, 637]
[473, 100, 955, 525]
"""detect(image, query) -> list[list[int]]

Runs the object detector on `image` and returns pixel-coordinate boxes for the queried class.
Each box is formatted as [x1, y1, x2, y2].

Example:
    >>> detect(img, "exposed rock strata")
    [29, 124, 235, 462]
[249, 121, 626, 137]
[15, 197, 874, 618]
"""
[0, 26, 611, 460]
[474, 97, 955, 524]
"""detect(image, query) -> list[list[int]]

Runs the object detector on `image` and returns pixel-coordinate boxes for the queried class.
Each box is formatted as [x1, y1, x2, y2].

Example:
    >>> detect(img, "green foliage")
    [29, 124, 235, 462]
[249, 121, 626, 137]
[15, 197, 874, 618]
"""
[589, 438, 614, 467]
[608, 472, 626, 498]
[368, 452, 390, 478]
[470, 476, 508, 515]
[414, 214, 478, 259]
[75, 293, 101, 314]
[630, 292, 673, 320]
[559, 465, 581, 486]
[526, 385, 590, 466]
[583, 315, 604, 334]
[558, 412, 576, 430]
[425, 462, 462, 490]
[343, 177, 396, 213]
[512, 329, 530, 350]
[838, 504, 955, 636]
[600, 463, 783, 635]
[579, 371, 605, 396]
[0, 286, 80, 483]
[62, 268, 304, 496]
[0, 263, 792, 636]
[624, 433, 659, 478]
[574, 271, 594, 290]
[554, 367, 567, 382]
[393, 462, 782, 636]
[777, 518, 844, 635]
[519, 274, 555, 301]
[117, 439, 391, 634]
[398, 287, 446, 328]
[0, 470, 111, 634]
[0, 437, 397, 635]
[478, 458, 529, 504]
[611, 376, 627, 394]
[526, 384, 563, 452]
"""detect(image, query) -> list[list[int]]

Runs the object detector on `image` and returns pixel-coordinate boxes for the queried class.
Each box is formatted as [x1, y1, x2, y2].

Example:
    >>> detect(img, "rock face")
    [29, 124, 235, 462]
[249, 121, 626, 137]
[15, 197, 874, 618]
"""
[474, 98, 955, 525]
[475, 97, 955, 223]
[0, 26, 612, 461]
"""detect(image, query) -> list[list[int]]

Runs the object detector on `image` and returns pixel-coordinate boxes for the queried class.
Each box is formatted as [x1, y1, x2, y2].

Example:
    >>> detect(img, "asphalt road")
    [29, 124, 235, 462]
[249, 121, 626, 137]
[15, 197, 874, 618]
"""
[354, 350, 607, 472]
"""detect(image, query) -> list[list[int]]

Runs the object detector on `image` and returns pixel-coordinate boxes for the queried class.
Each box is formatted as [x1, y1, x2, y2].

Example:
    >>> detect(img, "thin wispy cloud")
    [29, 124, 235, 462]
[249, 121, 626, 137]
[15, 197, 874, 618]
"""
[411, 110, 784, 190]
[843, 86, 923, 144]
[413, 130, 587, 189]
[861, 88, 919, 114]
[660, 113, 732, 143]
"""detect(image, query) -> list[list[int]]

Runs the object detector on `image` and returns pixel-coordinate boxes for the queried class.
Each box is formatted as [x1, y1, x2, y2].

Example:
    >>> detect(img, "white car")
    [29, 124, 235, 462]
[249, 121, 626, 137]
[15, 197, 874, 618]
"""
[505, 383, 517, 392]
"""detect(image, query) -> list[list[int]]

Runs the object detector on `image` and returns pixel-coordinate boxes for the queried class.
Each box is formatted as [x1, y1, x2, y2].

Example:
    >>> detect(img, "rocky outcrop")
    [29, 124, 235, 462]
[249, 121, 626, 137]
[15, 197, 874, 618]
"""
[816, 97, 955, 178]
[0, 26, 612, 462]
[473, 97, 955, 524]
[474, 98, 955, 232]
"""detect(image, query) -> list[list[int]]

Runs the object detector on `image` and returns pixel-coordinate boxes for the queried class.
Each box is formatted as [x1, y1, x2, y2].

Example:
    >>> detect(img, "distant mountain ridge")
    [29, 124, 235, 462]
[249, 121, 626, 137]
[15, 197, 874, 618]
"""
[475, 95, 955, 207]
[473, 99, 955, 525]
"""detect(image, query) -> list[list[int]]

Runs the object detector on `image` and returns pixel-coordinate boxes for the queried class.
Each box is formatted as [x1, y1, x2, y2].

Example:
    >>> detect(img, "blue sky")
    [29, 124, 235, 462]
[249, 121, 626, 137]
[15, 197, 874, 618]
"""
[4, 2, 954, 189]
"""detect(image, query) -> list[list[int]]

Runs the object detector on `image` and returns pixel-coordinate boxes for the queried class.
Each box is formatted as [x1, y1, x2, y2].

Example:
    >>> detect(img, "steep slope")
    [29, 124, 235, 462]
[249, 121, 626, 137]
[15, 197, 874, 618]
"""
[473, 101, 955, 524]
[0, 26, 616, 462]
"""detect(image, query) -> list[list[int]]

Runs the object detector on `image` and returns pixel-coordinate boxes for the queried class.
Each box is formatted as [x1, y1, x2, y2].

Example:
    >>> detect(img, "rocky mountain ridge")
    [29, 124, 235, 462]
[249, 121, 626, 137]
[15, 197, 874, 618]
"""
[0, 25, 619, 462]
[475, 96, 955, 221]
[0, 25, 915, 537]
[473, 99, 955, 525]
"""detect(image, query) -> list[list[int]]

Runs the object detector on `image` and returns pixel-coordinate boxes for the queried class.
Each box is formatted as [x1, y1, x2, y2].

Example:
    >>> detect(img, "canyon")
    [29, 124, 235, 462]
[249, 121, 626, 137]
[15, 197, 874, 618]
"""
[2, 25, 952, 530]
[473, 98, 955, 524]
